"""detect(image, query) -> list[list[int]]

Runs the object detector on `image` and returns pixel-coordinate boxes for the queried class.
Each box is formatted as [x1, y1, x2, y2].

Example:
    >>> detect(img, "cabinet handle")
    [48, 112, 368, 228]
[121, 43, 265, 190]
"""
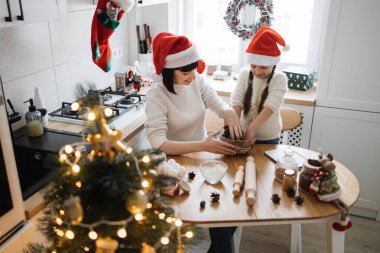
[17, 0, 24, 21]
[138, 0, 143, 3]
[5, 0, 12, 22]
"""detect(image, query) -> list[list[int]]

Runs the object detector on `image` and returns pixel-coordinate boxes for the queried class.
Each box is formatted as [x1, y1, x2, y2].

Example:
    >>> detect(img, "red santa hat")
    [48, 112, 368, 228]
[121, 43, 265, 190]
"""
[246, 26, 286, 66]
[152, 32, 205, 75]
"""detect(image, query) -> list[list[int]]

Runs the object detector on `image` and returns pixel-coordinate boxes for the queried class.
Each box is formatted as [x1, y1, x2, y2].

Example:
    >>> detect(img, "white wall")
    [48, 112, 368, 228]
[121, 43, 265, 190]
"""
[0, 3, 130, 130]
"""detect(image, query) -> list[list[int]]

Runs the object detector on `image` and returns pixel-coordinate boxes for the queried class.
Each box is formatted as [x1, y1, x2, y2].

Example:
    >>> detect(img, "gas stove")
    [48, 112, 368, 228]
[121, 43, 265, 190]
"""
[48, 87, 146, 129]
[14, 87, 147, 200]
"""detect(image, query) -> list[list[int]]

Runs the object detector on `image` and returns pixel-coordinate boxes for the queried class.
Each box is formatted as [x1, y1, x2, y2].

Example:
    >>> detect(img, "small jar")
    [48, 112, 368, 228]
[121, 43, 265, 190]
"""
[299, 160, 321, 192]
[275, 148, 298, 181]
[282, 169, 296, 191]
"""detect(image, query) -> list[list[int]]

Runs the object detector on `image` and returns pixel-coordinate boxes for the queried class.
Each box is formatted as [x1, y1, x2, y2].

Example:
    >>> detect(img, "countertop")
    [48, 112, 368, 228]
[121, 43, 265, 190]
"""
[204, 74, 317, 106]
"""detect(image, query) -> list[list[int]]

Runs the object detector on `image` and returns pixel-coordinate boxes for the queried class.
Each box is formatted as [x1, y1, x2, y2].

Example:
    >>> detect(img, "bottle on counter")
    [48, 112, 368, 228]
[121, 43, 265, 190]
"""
[24, 98, 44, 137]
[33, 87, 48, 127]
[275, 148, 299, 181]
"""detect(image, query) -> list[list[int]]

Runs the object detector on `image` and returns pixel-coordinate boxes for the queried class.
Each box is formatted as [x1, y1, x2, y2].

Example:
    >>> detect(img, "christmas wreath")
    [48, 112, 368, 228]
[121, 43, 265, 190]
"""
[224, 0, 273, 40]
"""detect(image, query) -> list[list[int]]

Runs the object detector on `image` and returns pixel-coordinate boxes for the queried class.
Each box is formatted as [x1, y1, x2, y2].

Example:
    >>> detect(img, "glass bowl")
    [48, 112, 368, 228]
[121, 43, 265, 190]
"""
[199, 160, 228, 184]
[217, 128, 255, 155]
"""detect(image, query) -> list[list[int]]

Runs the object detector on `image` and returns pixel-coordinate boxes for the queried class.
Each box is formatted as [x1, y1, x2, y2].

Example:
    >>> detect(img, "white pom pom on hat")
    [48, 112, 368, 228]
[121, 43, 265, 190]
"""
[112, 0, 135, 12]
[246, 26, 287, 66]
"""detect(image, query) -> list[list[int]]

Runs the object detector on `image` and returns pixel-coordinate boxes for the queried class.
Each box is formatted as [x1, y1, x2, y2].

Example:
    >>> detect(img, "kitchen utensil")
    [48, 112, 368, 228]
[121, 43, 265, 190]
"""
[147, 25, 152, 43]
[6, 99, 22, 124]
[143, 24, 151, 53]
[136, 25, 146, 54]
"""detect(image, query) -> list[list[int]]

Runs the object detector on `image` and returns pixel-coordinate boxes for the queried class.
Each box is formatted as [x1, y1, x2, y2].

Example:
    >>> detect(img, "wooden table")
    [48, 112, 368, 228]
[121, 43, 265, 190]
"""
[171, 144, 360, 253]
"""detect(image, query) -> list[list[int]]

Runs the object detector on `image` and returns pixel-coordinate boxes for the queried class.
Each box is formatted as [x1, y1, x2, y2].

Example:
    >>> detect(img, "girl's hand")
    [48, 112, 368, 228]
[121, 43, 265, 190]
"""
[223, 109, 243, 140]
[246, 126, 256, 141]
[203, 132, 236, 155]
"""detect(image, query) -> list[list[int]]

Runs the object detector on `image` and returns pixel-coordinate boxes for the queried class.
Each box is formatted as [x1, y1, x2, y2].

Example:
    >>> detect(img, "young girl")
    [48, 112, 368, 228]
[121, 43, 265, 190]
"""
[231, 26, 288, 144]
[145, 32, 243, 155]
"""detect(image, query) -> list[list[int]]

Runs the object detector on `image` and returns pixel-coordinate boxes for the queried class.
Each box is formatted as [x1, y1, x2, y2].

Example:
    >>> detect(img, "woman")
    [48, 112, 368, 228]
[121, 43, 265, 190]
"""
[144, 32, 241, 253]
[145, 32, 242, 155]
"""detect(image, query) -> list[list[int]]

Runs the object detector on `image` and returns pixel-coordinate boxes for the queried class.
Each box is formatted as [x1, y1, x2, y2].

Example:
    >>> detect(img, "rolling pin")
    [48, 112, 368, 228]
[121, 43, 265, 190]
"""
[245, 156, 257, 206]
[232, 165, 245, 197]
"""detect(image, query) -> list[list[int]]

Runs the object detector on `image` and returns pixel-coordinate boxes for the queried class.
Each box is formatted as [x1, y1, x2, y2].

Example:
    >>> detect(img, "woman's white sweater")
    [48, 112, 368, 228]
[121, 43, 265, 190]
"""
[231, 67, 288, 140]
[145, 74, 230, 149]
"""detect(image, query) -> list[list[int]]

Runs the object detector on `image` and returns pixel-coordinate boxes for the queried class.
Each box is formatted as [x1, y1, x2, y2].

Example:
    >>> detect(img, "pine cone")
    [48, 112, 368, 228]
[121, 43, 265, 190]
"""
[294, 195, 304, 205]
[211, 191, 220, 202]
[188, 171, 196, 180]
[286, 187, 296, 197]
[271, 193, 281, 204]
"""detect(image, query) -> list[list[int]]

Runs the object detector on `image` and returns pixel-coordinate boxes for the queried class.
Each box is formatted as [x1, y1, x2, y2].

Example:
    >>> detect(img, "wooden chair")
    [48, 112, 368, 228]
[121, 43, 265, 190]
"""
[280, 107, 302, 131]
[280, 107, 303, 146]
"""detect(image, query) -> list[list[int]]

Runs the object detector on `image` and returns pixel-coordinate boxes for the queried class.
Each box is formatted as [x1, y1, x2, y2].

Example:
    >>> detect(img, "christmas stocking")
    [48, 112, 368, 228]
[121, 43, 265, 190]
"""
[91, 0, 134, 72]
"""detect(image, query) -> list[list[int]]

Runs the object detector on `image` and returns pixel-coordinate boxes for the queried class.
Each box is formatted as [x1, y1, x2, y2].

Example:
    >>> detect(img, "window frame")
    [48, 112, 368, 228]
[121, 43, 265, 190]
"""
[169, 0, 328, 71]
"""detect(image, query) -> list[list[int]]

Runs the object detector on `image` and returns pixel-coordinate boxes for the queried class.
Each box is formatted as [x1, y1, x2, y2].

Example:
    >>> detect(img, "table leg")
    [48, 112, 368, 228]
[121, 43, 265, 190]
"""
[232, 226, 243, 253]
[326, 218, 345, 253]
[290, 223, 302, 253]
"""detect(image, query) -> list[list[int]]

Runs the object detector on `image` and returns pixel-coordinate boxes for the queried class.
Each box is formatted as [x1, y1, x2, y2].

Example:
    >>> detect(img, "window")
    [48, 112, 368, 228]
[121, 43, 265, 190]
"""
[170, 0, 327, 71]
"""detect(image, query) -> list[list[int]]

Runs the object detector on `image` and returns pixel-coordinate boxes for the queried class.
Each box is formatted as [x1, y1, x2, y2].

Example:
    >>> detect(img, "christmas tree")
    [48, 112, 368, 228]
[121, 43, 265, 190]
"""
[26, 91, 200, 253]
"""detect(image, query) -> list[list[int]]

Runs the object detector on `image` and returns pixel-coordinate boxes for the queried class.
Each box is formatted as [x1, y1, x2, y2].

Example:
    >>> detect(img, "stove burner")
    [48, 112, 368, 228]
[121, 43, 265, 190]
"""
[102, 94, 112, 102]
[61, 106, 88, 118]
[118, 96, 138, 105]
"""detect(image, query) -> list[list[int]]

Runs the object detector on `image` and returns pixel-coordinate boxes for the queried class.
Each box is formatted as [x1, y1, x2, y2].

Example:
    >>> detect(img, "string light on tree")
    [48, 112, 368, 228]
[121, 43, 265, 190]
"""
[89, 230, 98, 240]
[185, 231, 194, 239]
[117, 228, 127, 238]
[65, 229, 75, 240]
[25, 103, 200, 253]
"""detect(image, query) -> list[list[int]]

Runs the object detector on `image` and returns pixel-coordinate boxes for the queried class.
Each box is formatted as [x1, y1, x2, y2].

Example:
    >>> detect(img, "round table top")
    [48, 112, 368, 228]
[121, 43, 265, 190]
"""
[171, 144, 360, 224]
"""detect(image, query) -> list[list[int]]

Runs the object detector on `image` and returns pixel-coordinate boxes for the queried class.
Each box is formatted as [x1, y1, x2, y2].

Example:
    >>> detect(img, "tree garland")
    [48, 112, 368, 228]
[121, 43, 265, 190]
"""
[224, 0, 273, 40]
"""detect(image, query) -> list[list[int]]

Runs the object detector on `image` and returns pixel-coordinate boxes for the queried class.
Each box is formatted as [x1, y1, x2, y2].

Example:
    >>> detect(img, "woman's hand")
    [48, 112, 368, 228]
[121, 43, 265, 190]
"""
[202, 132, 236, 155]
[223, 109, 243, 140]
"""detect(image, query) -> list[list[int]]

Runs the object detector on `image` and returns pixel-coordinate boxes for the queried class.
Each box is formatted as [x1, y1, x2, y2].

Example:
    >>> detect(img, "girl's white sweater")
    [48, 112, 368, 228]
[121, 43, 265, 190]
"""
[231, 67, 288, 140]
[145, 74, 230, 149]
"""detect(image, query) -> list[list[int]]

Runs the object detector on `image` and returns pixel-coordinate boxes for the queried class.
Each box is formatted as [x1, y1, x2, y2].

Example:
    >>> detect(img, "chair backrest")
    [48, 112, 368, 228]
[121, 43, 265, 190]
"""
[280, 107, 302, 131]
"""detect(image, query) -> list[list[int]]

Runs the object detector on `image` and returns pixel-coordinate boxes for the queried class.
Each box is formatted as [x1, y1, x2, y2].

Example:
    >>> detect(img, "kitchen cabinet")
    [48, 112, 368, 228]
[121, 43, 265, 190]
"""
[0, 212, 48, 253]
[66, 0, 96, 12]
[309, 107, 380, 219]
[136, 0, 170, 7]
[0, 0, 67, 28]
[313, 0, 380, 219]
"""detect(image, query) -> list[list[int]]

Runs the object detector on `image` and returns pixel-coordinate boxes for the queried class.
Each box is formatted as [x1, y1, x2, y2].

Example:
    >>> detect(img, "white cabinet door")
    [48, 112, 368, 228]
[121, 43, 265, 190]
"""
[136, 0, 169, 7]
[22, 0, 67, 23]
[66, 0, 96, 12]
[317, 0, 380, 113]
[310, 106, 380, 213]
[0, 0, 67, 28]
[0, 0, 23, 28]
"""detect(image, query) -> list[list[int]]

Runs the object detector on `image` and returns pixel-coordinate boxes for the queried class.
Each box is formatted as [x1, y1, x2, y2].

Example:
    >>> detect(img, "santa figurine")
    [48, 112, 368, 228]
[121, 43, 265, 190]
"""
[309, 149, 352, 232]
